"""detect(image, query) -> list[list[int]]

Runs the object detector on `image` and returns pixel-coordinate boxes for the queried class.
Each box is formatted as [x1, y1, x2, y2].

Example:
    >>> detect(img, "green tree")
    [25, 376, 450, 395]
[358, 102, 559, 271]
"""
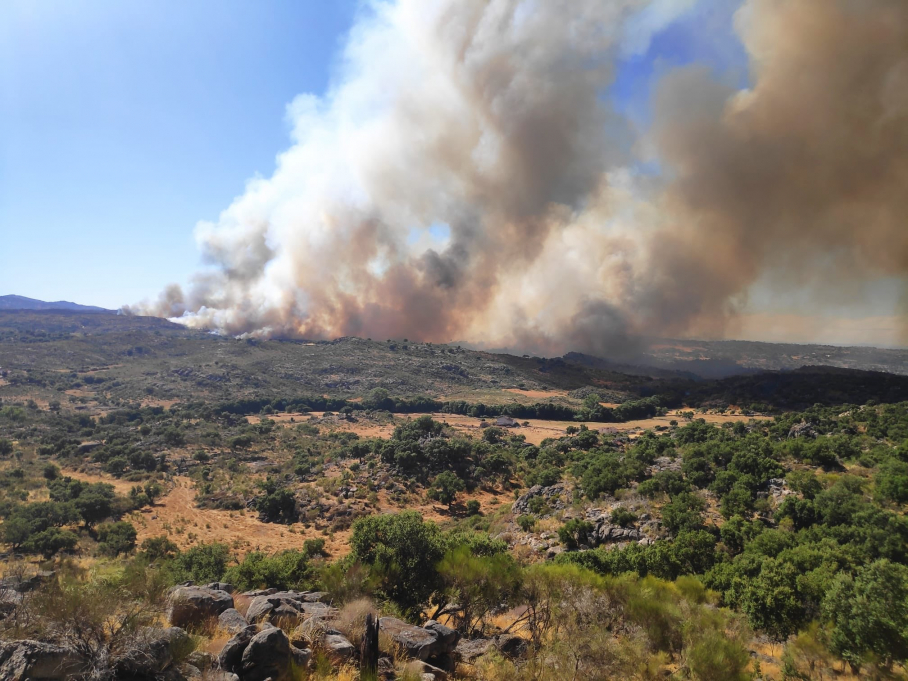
[24, 528, 79, 558]
[350, 511, 445, 617]
[823, 559, 908, 670]
[661, 492, 705, 536]
[427, 471, 465, 507]
[97, 521, 138, 556]
[170, 542, 231, 583]
[558, 519, 594, 550]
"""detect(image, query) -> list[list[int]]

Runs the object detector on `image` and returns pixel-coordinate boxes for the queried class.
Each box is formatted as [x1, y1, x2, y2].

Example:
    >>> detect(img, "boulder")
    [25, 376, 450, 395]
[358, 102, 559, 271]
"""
[119, 627, 192, 677]
[455, 638, 494, 663]
[167, 586, 234, 628]
[240, 626, 311, 681]
[217, 608, 249, 635]
[186, 650, 215, 671]
[423, 620, 459, 653]
[0, 640, 88, 680]
[302, 591, 329, 602]
[205, 582, 235, 594]
[495, 634, 529, 659]
[323, 633, 356, 662]
[379, 617, 443, 661]
[245, 594, 336, 625]
[217, 625, 257, 675]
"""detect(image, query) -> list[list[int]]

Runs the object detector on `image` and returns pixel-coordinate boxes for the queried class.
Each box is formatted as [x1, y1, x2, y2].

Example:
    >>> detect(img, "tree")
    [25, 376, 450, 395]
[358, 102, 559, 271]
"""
[350, 511, 446, 617]
[97, 521, 137, 556]
[558, 519, 594, 550]
[0, 438, 12, 457]
[427, 471, 465, 507]
[661, 492, 705, 536]
[140, 535, 179, 561]
[74, 487, 115, 527]
[144, 481, 163, 504]
[823, 559, 908, 670]
[2, 517, 32, 550]
[24, 528, 79, 558]
[739, 558, 805, 644]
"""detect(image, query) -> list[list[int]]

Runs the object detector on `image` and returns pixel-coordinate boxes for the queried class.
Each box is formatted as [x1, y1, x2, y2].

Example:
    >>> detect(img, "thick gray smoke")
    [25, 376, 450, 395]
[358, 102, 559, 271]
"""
[133, 0, 908, 354]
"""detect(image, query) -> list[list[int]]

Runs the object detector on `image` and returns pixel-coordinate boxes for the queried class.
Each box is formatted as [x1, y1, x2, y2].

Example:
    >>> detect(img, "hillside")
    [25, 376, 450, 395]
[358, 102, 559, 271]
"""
[1, 310, 908, 679]
[0, 294, 113, 313]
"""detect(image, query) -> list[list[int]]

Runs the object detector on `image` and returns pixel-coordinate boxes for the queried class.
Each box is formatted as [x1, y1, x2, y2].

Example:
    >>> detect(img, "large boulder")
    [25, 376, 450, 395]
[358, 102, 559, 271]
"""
[217, 608, 249, 635]
[240, 626, 311, 681]
[217, 625, 257, 675]
[323, 633, 356, 662]
[245, 593, 336, 626]
[423, 620, 459, 654]
[455, 638, 494, 663]
[167, 586, 234, 628]
[117, 626, 191, 677]
[379, 617, 444, 661]
[0, 640, 88, 680]
[205, 582, 235, 594]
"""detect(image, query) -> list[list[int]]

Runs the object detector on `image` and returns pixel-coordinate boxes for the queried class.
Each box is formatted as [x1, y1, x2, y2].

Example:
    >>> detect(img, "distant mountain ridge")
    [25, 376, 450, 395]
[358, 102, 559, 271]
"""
[0, 295, 113, 313]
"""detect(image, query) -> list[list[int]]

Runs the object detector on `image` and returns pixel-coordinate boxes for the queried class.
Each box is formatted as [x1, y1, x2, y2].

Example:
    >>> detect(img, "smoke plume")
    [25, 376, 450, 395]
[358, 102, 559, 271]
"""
[134, 0, 908, 354]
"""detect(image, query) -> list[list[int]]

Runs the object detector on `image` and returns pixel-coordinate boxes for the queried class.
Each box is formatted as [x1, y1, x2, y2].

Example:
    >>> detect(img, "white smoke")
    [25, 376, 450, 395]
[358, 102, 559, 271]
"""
[133, 0, 908, 353]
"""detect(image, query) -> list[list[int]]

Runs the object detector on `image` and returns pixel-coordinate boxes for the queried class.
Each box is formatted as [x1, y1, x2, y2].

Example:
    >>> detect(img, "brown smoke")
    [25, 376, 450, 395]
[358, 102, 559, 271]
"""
[132, 0, 908, 353]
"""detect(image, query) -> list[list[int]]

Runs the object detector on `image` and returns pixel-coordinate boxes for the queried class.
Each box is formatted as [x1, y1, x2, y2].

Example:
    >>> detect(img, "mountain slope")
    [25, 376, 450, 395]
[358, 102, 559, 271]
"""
[0, 294, 113, 313]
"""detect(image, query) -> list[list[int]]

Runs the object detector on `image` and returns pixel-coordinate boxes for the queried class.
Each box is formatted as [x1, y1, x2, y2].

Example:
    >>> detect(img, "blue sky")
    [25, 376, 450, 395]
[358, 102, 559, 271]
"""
[0, 0, 357, 306]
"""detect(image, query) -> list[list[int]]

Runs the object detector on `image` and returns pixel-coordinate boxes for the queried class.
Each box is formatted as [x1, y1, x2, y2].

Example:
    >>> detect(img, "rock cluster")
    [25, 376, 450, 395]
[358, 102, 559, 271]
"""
[0, 580, 521, 680]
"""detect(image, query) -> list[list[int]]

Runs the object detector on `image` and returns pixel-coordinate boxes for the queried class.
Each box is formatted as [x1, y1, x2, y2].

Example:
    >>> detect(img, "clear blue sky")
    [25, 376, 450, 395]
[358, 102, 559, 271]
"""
[0, 0, 357, 307]
[0, 0, 745, 310]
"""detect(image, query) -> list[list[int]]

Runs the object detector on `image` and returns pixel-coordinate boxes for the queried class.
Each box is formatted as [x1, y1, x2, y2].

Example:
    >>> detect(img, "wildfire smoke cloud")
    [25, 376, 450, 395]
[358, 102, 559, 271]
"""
[134, 0, 908, 354]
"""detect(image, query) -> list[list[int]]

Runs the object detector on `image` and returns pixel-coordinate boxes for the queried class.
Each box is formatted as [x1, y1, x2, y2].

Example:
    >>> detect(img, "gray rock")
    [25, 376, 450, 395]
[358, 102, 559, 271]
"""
[241, 626, 309, 681]
[243, 596, 275, 624]
[379, 617, 442, 661]
[423, 620, 459, 653]
[455, 638, 494, 663]
[205, 582, 234, 594]
[119, 627, 191, 678]
[217, 608, 249, 635]
[167, 586, 234, 628]
[0, 640, 88, 680]
[323, 633, 355, 661]
[217, 625, 257, 674]
[186, 650, 215, 671]
[495, 634, 529, 659]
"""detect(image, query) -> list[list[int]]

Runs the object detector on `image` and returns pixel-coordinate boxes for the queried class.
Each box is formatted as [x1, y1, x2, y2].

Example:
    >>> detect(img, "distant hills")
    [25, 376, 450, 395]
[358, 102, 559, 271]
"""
[0, 295, 113, 313]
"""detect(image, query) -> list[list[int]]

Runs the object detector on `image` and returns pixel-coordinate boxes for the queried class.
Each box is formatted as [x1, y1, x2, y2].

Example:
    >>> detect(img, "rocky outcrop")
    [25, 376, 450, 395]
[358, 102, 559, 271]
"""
[240, 626, 311, 681]
[0, 640, 88, 680]
[118, 626, 191, 678]
[378, 617, 459, 661]
[167, 586, 234, 628]
[512, 484, 566, 515]
[323, 633, 356, 661]
[245, 592, 336, 626]
[218, 608, 249, 634]
[218, 625, 258, 675]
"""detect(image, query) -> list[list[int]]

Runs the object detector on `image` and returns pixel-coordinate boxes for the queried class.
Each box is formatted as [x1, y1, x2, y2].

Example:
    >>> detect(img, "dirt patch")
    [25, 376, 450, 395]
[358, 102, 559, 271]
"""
[252, 410, 770, 446]
[504, 388, 568, 399]
[64, 471, 352, 560]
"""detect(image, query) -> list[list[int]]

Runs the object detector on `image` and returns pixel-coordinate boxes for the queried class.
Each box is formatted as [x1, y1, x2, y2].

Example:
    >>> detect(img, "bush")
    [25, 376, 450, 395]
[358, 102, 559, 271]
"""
[169, 543, 231, 583]
[517, 515, 536, 532]
[466, 500, 481, 516]
[610, 508, 638, 527]
[224, 550, 314, 591]
[97, 521, 138, 556]
[558, 519, 594, 550]
[140, 536, 179, 561]
[24, 528, 79, 558]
